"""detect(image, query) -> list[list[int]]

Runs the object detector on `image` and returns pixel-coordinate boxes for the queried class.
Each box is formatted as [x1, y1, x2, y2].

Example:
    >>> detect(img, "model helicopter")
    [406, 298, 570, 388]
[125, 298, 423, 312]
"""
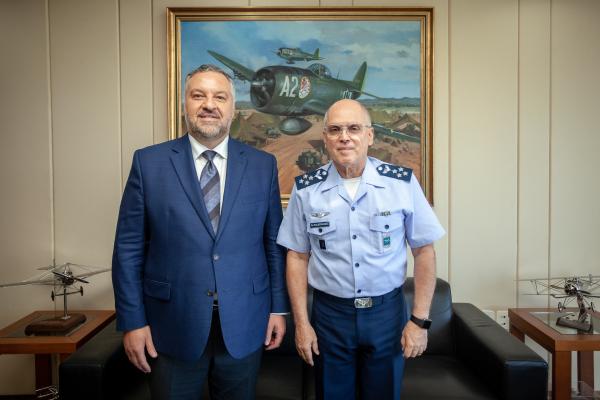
[523, 274, 600, 332]
[0, 262, 110, 334]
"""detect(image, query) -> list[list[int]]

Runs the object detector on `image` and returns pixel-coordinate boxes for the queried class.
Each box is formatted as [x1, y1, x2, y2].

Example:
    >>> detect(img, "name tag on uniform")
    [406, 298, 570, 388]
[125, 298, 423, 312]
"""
[310, 222, 330, 228]
[383, 233, 391, 248]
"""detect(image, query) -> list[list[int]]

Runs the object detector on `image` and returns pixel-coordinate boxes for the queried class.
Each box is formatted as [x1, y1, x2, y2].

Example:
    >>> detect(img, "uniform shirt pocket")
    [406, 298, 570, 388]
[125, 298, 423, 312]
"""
[306, 216, 337, 251]
[369, 213, 404, 253]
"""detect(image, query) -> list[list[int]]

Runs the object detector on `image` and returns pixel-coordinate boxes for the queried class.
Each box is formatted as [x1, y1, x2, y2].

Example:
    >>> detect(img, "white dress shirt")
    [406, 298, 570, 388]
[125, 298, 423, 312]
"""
[189, 134, 228, 211]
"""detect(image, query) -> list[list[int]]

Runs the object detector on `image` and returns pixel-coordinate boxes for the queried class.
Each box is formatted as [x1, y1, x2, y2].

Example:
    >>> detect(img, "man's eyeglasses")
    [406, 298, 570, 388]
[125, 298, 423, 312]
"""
[324, 124, 371, 137]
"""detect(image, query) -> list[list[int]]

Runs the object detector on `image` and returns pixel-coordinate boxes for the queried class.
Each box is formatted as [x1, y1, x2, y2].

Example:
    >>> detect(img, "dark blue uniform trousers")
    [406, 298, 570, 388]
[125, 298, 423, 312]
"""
[312, 287, 407, 400]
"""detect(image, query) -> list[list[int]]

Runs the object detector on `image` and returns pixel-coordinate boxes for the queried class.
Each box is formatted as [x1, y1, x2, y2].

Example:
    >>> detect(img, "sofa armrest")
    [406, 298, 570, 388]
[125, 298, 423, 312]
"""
[59, 321, 148, 400]
[452, 303, 548, 400]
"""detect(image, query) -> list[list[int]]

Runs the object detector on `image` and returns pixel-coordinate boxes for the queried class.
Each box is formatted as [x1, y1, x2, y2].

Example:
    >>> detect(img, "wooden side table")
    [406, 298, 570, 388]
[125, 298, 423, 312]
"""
[509, 308, 600, 400]
[0, 309, 115, 389]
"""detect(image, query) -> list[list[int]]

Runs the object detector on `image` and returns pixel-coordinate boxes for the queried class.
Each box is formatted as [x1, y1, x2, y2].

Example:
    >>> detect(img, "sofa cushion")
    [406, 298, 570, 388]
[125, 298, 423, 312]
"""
[59, 321, 149, 400]
[256, 354, 304, 399]
[403, 355, 497, 400]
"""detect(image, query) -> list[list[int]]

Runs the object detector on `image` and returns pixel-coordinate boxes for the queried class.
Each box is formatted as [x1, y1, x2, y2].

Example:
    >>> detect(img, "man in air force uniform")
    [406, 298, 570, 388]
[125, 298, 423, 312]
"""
[277, 99, 445, 400]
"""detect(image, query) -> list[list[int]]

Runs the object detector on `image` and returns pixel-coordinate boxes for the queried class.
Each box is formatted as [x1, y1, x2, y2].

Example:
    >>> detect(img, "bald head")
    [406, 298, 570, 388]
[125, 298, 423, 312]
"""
[323, 99, 371, 127]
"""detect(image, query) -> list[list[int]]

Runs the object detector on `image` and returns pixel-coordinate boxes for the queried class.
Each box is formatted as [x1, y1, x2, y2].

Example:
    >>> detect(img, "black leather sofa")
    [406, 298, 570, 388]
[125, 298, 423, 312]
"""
[59, 278, 548, 399]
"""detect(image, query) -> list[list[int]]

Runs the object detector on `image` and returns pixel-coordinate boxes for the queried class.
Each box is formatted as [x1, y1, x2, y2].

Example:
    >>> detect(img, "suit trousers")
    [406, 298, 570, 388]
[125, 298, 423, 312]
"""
[312, 287, 408, 400]
[149, 309, 262, 400]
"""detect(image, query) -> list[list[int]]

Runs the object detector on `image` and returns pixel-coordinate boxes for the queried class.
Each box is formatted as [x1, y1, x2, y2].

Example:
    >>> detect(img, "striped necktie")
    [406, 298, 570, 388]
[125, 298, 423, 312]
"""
[200, 150, 220, 233]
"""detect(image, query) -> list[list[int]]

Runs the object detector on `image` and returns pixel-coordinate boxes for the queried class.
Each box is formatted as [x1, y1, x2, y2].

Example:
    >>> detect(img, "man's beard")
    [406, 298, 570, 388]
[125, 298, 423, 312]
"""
[185, 113, 231, 140]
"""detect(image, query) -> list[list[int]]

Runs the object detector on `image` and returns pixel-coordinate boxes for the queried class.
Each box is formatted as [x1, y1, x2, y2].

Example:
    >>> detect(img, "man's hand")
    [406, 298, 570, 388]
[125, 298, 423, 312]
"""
[401, 320, 428, 358]
[123, 325, 157, 373]
[295, 322, 320, 366]
[264, 314, 286, 350]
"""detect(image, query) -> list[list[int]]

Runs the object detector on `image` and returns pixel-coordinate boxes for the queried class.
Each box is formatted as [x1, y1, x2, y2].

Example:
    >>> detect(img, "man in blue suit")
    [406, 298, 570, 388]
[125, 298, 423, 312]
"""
[112, 64, 289, 399]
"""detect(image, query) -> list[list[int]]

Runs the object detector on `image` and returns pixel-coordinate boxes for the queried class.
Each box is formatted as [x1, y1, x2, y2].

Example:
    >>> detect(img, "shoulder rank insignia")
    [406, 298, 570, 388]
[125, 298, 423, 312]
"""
[376, 163, 412, 182]
[295, 168, 328, 190]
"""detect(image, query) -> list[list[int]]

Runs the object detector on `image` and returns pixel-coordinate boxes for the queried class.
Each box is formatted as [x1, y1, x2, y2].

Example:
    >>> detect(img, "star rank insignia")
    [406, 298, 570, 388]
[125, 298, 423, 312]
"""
[295, 168, 328, 190]
[376, 163, 413, 182]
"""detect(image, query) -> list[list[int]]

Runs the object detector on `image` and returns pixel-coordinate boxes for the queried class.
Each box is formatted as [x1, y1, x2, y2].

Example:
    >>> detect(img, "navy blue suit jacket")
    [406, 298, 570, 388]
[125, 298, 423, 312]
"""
[112, 135, 289, 360]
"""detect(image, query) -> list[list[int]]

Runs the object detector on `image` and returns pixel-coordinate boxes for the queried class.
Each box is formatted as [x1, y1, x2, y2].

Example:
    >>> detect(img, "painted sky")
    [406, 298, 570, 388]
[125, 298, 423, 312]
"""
[180, 20, 422, 101]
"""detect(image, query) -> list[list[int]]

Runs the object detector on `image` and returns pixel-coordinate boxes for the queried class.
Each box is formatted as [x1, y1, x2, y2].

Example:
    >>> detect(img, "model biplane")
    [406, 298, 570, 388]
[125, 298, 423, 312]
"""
[523, 274, 600, 332]
[0, 262, 110, 334]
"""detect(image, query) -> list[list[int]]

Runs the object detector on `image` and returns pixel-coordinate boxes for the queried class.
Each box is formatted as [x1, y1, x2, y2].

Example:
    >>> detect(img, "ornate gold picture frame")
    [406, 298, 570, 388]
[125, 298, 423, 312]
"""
[168, 7, 434, 204]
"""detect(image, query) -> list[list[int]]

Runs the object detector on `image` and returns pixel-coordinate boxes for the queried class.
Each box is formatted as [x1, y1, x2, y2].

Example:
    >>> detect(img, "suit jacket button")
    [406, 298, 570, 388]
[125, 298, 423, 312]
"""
[213, 254, 220, 261]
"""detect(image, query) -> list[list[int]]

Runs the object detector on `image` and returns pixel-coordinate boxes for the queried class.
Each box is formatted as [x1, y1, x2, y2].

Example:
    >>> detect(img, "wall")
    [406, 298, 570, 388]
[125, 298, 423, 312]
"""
[1, 0, 599, 394]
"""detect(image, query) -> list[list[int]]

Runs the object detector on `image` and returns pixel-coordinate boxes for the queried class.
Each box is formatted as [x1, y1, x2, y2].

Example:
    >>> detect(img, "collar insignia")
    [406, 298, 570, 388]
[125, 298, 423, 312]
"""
[295, 168, 328, 190]
[376, 163, 412, 182]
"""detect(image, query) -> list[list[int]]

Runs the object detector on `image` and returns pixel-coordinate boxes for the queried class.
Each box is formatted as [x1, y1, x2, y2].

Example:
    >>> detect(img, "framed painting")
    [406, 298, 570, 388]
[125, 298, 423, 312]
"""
[167, 7, 434, 204]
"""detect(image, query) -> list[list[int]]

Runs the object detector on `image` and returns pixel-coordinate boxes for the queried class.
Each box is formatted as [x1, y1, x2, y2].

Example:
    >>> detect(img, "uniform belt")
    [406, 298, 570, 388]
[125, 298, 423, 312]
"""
[314, 286, 402, 309]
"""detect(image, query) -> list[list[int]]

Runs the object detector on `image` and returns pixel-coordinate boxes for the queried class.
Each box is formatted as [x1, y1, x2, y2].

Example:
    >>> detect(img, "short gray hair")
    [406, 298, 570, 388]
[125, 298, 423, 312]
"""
[184, 64, 236, 103]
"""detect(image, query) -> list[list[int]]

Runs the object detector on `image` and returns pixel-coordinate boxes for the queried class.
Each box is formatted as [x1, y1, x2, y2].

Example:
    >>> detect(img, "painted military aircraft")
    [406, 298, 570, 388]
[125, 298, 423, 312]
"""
[276, 47, 324, 64]
[208, 49, 420, 141]
[523, 274, 600, 332]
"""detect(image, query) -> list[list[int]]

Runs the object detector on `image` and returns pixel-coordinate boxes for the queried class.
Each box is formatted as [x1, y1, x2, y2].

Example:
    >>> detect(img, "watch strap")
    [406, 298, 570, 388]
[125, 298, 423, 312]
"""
[410, 314, 432, 329]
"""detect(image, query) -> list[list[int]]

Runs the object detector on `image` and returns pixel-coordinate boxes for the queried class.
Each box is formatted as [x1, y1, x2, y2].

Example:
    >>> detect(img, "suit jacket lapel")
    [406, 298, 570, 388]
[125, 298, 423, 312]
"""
[216, 138, 247, 242]
[169, 135, 216, 239]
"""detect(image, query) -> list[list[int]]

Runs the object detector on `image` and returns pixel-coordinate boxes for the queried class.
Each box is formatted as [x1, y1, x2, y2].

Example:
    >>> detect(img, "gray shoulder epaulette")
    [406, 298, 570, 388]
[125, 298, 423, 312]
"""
[376, 163, 412, 182]
[295, 168, 328, 190]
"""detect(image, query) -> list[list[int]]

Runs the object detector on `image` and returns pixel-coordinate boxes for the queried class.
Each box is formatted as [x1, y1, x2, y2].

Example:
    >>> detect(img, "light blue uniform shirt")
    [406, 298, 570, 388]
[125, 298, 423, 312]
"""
[277, 157, 445, 299]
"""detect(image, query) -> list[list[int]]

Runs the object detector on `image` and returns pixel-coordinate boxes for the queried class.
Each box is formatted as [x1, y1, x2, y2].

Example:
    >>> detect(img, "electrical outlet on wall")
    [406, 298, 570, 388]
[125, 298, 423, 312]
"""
[496, 310, 509, 329]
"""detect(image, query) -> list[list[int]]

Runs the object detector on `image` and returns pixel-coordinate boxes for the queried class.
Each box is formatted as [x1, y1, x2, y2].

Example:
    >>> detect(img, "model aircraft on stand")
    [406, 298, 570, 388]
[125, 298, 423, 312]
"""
[522, 274, 600, 332]
[0, 262, 110, 335]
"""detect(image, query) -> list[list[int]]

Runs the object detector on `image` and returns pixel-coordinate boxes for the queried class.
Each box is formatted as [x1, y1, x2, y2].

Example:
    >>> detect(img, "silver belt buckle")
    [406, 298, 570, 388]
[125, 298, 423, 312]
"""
[354, 297, 373, 309]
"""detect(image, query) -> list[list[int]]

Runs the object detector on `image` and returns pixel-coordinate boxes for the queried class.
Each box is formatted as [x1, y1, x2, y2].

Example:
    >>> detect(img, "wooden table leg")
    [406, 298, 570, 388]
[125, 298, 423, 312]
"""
[577, 351, 594, 394]
[509, 323, 525, 341]
[552, 351, 571, 400]
[35, 354, 52, 389]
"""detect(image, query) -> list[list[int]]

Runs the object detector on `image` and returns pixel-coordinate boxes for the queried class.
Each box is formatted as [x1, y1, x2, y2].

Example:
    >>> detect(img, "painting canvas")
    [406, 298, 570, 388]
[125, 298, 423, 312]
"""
[168, 8, 433, 203]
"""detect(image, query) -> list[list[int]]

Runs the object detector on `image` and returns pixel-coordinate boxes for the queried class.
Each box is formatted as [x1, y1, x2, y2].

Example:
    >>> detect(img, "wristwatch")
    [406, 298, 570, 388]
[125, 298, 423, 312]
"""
[410, 314, 432, 330]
